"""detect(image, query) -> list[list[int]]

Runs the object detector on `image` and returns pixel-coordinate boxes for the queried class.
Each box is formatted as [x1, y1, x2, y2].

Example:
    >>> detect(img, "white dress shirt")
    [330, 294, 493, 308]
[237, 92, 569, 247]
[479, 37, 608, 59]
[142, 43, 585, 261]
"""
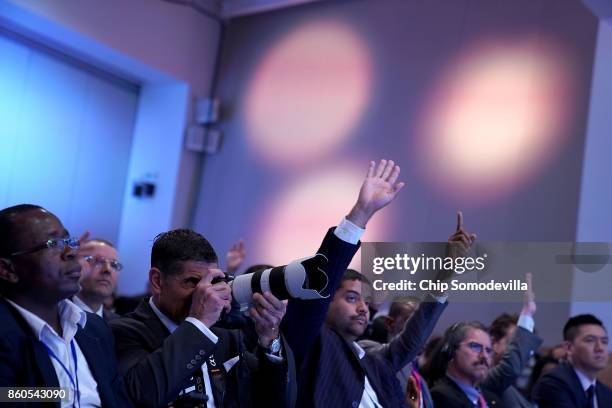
[72, 295, 104, 318]
[6, 298, 101, 407]
[575, 368, 599, 408]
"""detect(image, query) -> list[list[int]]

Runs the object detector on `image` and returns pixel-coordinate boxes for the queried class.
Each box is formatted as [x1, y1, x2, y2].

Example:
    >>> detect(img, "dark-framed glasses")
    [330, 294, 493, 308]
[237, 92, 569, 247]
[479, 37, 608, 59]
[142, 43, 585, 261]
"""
[84, 255, 124, 272]
[462, 341, 493, 356]
[9, 237, 80, 257]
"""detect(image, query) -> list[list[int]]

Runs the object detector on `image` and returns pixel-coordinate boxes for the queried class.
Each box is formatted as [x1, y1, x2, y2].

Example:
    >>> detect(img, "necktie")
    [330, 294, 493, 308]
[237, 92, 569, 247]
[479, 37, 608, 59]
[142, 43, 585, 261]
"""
[586, 385, 595, 408]
[477, 392, 488, 408]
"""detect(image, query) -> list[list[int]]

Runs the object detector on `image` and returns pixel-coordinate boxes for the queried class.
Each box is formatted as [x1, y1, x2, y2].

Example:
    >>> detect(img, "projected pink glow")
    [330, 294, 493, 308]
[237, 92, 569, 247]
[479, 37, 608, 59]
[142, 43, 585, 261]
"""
[415, 37, 575, 203]
[254, 163, 391, 269]
[244, 21, 372, 167]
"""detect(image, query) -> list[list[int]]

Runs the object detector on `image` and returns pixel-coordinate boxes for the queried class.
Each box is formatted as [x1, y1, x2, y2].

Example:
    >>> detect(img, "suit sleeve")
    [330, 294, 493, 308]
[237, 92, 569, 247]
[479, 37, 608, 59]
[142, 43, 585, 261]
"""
[110, 319, 217, 407]
[249, 336, 294, 408]
[481, 326, 542, 394]
[374, 296, 447, 372]
[281, 227, 359, 365]
[532, 372, 580, 408]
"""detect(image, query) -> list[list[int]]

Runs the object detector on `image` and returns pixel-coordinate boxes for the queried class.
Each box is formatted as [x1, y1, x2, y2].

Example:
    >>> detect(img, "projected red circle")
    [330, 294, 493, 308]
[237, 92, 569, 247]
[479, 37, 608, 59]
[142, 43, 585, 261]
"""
[416, 37, 575, 203]
[244, 21, 372, 167]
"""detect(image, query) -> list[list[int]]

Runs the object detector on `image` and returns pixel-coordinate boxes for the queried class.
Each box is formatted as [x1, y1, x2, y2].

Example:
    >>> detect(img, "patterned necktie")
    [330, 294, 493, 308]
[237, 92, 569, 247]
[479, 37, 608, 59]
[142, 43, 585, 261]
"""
[586, 385, 595, 408]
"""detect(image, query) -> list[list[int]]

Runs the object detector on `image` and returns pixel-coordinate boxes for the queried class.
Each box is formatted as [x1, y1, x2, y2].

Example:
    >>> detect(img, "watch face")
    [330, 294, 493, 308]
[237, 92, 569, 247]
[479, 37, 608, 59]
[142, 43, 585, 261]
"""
[270, 337, 281, 353]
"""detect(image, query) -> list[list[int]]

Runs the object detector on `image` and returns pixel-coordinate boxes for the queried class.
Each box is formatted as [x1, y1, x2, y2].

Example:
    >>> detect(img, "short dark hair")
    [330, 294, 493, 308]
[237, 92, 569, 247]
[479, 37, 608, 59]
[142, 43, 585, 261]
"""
[151, 229, 217, 276]
[0, 204, 45, 256]
[341, 269, 371, 286]
[489, 313, 519, 342]
[563, 314, 606, 342]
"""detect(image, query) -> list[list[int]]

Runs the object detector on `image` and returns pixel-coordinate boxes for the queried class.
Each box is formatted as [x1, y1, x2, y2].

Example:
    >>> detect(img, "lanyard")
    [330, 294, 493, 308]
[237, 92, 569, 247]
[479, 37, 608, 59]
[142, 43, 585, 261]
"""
[43, 340, 80, 408]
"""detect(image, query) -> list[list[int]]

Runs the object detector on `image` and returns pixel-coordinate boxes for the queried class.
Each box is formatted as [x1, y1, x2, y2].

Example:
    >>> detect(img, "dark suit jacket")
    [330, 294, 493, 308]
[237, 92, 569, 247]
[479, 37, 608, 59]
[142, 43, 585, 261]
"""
[282, 227, 447, 407]
[0, 298, 133, 407]
[481, 326, 542, 408]
[532, 362, 612, 408]
[110, 299, 290, 408]
[431, 375, 506, 408]
[358, 343, 435, 408]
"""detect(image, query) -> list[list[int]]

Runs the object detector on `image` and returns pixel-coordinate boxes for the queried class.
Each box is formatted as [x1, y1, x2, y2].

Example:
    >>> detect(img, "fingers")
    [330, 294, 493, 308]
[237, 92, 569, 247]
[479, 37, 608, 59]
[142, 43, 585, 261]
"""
[366, 161, 375, 178]
[457, 211, 463, 232]
[79, 231, 90, 245]
[375, 159, 387, 178]
[387, 164, 401, 185]
[381, 160, 395, 179]
[393, 181, 406, 193]
[202, 268, 225, 285]
[525, 272, 533, 289]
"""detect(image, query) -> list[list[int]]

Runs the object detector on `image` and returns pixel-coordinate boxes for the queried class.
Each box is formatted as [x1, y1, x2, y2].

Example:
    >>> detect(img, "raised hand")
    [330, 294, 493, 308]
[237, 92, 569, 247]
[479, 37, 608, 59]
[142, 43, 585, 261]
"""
[347, 159, 405, 228]
[189, 268, 232, 327]
[447, 211, 477, 258]
[226, 240, 246, 275]
[522, 272, 536, 317]
[250, 292, 287, 348]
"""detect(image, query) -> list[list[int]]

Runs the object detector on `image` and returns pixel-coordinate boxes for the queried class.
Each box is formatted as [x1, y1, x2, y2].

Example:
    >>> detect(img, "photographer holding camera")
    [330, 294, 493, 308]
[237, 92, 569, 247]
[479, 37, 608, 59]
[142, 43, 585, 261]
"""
[110, 229, 289, 408]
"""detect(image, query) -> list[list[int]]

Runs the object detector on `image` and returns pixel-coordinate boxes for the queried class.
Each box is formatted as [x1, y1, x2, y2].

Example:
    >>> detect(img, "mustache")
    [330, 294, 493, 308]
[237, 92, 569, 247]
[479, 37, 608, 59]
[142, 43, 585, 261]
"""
[473, 358, 490, 368]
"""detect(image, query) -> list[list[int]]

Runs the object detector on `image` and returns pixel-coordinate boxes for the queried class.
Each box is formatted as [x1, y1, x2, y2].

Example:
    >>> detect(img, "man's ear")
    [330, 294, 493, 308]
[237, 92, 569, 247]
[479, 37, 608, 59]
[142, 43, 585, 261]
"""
[149, 267, 162, 294]
[383, 316, 394, 332]
[0, 258, 19, 284]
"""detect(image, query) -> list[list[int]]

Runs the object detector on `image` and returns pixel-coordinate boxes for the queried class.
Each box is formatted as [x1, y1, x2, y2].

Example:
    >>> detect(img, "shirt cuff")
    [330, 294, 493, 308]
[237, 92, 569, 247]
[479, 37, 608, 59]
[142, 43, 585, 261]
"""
[518, 314, 535, 333]
[264, 351, 284, 363]
[334, 217, 365, 245]
[185, 317, 219, 344]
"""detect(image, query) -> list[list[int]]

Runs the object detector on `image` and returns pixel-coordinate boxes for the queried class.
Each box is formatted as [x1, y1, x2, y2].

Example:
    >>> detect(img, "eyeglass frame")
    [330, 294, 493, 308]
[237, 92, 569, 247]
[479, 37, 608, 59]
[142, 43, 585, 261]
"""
[8, 237, 80, 257]
[460, 341, 494, 356]
[83, 255, 124, 272]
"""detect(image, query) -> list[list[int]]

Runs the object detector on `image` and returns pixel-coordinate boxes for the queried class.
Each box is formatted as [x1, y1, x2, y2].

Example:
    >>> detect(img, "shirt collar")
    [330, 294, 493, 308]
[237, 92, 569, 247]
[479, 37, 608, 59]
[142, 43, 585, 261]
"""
[447, 374, 482, 405]
[353, 341, 366, 359]
[149, 297, 178, 333]
[5, 298, 87, 341]
[574, 367, 598, 391]
[72, 295, 104, 317]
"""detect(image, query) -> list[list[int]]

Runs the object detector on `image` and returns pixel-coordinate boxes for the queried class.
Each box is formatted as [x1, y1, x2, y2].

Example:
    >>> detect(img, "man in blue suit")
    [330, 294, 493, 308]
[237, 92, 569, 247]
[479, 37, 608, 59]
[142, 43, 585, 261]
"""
[533, 314, 612, 408]
[0, 204, 133, 407]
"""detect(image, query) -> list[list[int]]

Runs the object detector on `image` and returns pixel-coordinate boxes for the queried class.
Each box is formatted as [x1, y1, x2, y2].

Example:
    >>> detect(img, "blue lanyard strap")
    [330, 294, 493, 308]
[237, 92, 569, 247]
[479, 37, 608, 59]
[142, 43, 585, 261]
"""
[43, 340, 80, 408]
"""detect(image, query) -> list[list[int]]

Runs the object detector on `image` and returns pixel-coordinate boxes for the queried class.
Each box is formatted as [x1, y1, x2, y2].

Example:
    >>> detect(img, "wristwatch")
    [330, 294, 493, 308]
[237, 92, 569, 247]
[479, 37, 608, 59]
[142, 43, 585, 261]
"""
[263, 336, 282, 355]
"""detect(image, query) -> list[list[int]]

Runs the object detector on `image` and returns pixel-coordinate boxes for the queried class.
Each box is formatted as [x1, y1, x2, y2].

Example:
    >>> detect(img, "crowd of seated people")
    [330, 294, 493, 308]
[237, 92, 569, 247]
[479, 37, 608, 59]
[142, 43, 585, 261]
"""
[1, 159, 611, 408]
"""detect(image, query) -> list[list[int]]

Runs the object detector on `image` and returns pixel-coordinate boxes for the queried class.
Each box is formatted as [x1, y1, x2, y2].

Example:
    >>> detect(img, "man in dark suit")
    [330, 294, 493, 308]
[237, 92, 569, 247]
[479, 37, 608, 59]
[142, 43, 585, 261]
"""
[72, 238, 121, 322]
[532, 314, 612, 408]
[283, 159, 448, 407]
[429, 321, 506, 408]
[481, 273, 542, 408]
[0, 204, 133, 407]
[110, 228, 290, 408]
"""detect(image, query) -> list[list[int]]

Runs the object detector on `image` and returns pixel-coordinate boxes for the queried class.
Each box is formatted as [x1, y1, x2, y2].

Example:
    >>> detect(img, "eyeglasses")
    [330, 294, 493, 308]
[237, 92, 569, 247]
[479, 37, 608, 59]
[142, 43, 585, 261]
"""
[84, 255, 123, 272]
[9, 237, 80, 257]
[462, 341, 493, 356]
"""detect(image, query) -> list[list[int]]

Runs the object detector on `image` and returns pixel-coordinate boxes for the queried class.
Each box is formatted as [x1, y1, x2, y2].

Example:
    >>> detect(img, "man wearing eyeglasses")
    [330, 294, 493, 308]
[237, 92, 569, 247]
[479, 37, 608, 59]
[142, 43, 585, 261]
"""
[0, 204, 133, 407]
[72, 239, 122, 322]
[429, 273, 539, 408]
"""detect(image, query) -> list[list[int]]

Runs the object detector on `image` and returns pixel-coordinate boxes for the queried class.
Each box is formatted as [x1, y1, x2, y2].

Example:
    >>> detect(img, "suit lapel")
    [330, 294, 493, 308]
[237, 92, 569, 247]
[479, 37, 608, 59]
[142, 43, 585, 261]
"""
[30, 338, 60, 387]
[75, 327, 110, 405]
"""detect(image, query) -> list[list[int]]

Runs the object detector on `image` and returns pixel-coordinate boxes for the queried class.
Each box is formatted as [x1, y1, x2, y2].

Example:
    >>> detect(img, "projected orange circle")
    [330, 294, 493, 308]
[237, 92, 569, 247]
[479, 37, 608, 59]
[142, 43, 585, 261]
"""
[254, 164, 391, 269]
[416, 37, 575, 202]
[244, 21, 372, 167]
